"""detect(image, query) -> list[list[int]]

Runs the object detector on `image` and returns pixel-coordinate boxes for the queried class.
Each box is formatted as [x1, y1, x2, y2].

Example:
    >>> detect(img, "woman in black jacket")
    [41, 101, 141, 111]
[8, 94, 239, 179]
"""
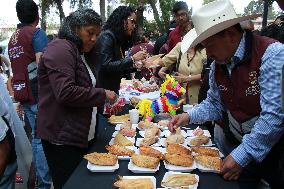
[87, 6, 148, 93]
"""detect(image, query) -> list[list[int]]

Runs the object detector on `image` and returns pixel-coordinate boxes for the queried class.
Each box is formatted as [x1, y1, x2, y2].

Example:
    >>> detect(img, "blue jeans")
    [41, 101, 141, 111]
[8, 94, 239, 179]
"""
[0, 160, 17, 189]
[22, 103, 51, 189]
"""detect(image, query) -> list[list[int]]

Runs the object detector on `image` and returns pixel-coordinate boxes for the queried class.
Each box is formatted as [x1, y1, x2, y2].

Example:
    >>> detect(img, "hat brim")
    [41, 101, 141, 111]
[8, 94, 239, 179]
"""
[181, 14, 261, 53]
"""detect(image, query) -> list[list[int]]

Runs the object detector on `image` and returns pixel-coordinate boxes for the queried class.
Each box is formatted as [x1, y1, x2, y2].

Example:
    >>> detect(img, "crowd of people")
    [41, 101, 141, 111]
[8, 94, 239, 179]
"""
[0, 0, 284, 189]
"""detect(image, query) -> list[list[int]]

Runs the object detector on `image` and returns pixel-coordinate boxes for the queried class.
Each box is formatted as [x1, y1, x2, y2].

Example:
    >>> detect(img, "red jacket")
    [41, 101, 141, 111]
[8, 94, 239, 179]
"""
[167, 26, 182, 53]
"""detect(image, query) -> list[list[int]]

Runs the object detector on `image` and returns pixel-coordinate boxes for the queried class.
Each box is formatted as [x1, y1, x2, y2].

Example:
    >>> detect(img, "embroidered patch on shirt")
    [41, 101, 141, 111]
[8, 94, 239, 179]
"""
[245, 71, 260, 96]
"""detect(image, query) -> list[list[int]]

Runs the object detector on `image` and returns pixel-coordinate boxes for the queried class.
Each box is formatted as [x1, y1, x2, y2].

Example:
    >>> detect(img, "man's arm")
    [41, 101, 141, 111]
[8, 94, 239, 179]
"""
[168, 62, 225, 132]
[32, 29, 48, 64]
[187, 62, 225, 123]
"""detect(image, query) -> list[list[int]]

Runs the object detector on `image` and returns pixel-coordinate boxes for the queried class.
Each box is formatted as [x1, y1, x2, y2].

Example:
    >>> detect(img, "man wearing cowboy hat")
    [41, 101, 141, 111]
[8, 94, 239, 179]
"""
[168, 0, 284, 188]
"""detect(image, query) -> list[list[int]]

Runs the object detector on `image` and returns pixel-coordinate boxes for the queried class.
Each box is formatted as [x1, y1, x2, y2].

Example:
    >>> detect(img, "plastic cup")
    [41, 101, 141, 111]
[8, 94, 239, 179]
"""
[183, 104, 194, 112]
[129, 109, 139, 124]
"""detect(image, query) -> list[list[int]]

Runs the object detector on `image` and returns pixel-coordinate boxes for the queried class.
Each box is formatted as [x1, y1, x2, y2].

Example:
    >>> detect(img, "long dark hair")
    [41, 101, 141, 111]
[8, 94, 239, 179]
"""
[58, 9, 102, 50]
[103, 6, 136, 49]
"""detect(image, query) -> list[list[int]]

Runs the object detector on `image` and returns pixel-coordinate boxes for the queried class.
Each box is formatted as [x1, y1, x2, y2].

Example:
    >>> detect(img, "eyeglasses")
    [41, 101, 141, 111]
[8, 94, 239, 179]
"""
[128, 18, 136, 25]
[175, 12, 188, 19]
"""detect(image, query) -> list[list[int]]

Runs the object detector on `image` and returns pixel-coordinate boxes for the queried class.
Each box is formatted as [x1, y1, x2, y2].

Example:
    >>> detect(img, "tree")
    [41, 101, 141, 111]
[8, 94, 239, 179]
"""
[148, 0, 163, 32]
[40, 0, 50, 31]
[136, 0, 145, 35]
[69, 0, 92, 9]
[263, 0, 269, 27]
[159, 0, 175, 31]
[121, 0, 175, 33]
[100, 0, 106, 22]
[106, 0, 118, 18]
[243, 0, 263, 15]
[143, 18, 160, 39]
[0, 32, 8, 42]
[54, 0, 65, 23]
[40, 0, 64, 30]
[243, 0, 277, 20]
[203, 0, 215, 5]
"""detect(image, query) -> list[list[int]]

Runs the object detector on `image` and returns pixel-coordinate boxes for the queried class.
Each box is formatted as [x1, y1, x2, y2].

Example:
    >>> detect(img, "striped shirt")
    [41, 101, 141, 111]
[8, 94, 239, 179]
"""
[187, 33, 284, 167]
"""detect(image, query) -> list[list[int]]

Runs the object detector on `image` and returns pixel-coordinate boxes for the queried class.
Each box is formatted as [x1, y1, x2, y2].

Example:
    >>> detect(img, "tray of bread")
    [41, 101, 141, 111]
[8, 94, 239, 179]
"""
[163, 144, 196, 172]
[131, 78, 159, 93]
[112, 130, 136, 138]
[109, 133, 135, 147]
[192, 146, 223, 173]
[137, 121, 158, 131]
[138, 124, 162, 138]
[136, 137, 161, 147]
[162, 129, 187, 138]
[106, 145, 137, 160]
[160, 128, 187, 147]
[115, 122, 138, 131]
[113, 176, 156, 189]
[136, 124, 162, 147]
[139, 130, 163, 138]
[191, 146, 224, 158]
[128, 154, 160, 173]
[135, 146, 165, 160]
[84, 152, 119, 172]
[187, 135, 213, 146]
[187, 127, 211, 137]
[108, 114, 130, 124]
[161, 171, 199, 189]
[194, 155, 222, 173]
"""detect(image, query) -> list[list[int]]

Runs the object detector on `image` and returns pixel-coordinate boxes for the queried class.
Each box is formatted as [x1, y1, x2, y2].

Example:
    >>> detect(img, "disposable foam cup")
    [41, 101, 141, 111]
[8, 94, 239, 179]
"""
[183, 104, 194, 112]
[129, 109, 139, 124]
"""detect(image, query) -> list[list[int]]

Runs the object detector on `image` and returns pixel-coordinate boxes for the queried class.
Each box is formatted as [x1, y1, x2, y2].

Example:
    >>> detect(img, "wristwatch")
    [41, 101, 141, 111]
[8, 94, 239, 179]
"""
[188, 74, 192, 81]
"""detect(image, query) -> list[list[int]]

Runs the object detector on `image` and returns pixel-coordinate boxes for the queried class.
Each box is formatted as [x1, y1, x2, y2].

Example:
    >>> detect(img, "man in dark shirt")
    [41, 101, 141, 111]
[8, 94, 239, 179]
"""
[153, 21, 176, 55]
[167, 1, 192, 52]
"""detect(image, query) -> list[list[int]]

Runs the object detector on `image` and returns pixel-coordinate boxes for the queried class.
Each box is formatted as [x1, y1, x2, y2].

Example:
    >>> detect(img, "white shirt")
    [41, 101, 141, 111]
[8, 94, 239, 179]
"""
[81, 55, 97, 141]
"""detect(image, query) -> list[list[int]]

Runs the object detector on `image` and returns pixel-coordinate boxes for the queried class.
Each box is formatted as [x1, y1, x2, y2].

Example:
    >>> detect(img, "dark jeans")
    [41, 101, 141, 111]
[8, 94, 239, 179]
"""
[42, 140, 87, 189]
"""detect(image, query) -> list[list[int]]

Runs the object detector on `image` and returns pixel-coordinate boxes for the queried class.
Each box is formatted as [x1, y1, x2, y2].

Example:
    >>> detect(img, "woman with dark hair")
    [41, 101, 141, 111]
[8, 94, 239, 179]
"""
[86, 6, 148, 93]
[37, 9, 117, 189]
[260, 22, 284, 43]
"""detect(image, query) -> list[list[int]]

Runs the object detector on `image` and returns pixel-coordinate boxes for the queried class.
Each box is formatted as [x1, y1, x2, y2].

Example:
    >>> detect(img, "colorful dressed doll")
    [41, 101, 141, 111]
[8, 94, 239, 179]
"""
[136, 75, 186, 121]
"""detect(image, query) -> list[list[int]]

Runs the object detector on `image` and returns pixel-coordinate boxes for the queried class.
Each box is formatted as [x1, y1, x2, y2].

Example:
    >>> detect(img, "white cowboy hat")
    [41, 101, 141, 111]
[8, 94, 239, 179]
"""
[181, 0, 261, 53]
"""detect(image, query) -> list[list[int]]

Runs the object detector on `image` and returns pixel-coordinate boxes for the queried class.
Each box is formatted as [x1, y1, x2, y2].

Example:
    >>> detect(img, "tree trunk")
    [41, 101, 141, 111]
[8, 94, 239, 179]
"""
[100, 0, 106, 22]
[160, 10, 169, 31]
[54, 0, 65, 24]
[136, 0, 145, 35]
[79, 0, 83, 9]
[40, 0, 48, 31]
[262, 0, 269, 27]
[148, 0, 164, 32]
